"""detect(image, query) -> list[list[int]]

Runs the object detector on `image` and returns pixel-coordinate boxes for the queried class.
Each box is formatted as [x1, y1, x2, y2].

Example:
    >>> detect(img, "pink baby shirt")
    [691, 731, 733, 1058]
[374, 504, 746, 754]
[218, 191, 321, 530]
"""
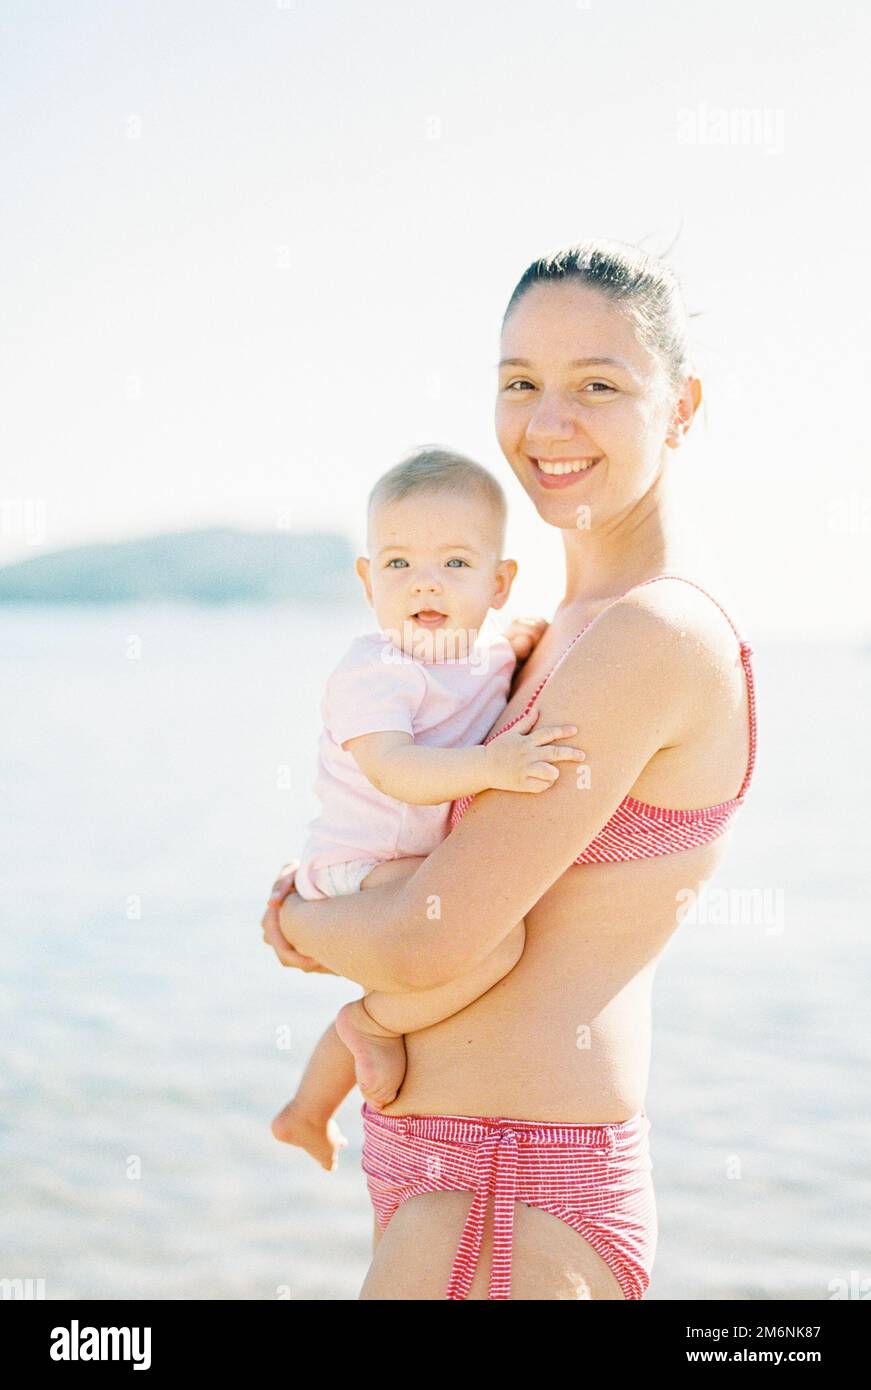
[294, 629, 517, 899]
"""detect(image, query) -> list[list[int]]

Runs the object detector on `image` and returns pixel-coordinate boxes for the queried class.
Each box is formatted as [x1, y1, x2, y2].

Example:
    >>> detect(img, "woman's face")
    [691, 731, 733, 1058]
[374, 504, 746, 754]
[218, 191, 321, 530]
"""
[495, 281, 684, 530]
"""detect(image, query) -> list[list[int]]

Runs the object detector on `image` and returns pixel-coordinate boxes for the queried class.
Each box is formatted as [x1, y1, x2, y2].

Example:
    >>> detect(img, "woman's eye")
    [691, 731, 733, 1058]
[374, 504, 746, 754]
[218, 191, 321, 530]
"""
[503, 379, 615, 395]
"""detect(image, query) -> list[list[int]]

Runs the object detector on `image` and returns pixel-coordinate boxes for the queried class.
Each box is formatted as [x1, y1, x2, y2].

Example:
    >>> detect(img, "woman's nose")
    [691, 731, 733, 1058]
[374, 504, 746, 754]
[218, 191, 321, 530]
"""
[525, 391, 577, 444]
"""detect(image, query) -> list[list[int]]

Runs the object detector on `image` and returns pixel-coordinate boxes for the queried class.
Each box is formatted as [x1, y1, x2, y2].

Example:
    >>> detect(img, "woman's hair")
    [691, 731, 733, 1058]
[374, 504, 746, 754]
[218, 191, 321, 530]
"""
[368, 447, 507, 550]
[503, 238, 691, 397]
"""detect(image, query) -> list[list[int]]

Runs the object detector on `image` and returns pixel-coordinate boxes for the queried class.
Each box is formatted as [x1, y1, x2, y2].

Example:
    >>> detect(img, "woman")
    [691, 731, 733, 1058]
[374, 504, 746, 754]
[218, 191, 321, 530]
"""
[261, 240, 757, 1301]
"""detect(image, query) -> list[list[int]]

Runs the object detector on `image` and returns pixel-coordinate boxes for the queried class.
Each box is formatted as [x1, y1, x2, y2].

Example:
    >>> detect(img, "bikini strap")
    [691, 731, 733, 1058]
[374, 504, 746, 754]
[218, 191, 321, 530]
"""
[630, 574, 757, 799]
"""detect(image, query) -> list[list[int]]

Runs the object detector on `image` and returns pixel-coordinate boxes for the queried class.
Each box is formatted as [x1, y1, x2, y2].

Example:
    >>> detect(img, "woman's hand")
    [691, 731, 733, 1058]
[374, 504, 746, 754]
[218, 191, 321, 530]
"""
[261, 861, 333, 972]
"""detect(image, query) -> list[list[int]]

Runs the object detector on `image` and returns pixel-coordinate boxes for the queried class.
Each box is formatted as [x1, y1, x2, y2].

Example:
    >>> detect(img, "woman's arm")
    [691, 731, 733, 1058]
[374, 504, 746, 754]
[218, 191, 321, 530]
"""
[279, 594, 697, 991]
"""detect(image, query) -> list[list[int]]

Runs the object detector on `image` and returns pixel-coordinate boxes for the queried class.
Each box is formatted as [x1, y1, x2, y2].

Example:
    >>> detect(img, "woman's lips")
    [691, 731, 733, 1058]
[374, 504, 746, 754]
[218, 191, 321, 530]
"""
[531, 457, 602, 490]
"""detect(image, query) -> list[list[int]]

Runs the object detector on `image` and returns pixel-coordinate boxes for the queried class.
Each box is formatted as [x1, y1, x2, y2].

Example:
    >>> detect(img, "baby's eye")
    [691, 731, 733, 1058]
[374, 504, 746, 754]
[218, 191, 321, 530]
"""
[445, 557, 469, 567]
[385, 558, 409, 568]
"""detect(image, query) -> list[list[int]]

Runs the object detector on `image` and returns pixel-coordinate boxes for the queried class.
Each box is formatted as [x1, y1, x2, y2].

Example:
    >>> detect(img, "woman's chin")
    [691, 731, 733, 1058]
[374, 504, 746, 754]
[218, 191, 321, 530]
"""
[531, 490, 596, 530]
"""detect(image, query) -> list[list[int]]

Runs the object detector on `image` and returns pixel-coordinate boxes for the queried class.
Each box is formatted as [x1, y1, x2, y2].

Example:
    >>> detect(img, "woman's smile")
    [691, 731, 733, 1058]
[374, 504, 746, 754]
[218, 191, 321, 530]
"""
[530, 455, 604, 489]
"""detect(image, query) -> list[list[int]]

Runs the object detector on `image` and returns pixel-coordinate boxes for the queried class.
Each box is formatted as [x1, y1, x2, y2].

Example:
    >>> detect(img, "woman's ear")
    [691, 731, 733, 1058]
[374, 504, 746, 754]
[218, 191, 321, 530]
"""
[666, 374, 703, 448]
[490, 557, 518, 610]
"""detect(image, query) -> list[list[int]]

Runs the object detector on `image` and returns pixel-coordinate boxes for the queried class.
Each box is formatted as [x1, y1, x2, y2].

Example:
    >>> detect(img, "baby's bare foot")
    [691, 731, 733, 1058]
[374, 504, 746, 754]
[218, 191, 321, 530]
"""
[335, 999, 407, 1111]
[271, 1098, 348, 1172]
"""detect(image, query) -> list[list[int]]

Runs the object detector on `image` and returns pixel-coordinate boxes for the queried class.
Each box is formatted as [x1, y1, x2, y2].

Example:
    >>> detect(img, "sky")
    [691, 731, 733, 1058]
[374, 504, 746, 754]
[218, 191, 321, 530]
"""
[2, 0, 869, 639]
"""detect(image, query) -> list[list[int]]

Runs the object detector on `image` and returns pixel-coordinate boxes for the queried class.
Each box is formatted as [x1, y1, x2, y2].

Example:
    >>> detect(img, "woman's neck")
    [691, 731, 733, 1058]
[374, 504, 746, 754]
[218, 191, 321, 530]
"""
[560, 470, 692, 607]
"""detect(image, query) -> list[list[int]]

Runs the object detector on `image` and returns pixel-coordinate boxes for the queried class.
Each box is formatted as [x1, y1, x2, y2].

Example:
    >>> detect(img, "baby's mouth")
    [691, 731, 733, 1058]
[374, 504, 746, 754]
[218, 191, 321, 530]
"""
[411, 610, 447, 627]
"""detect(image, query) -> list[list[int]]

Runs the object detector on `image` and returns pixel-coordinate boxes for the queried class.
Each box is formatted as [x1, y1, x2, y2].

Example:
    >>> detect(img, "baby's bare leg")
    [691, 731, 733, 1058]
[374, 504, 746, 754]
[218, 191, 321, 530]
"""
[329, 858, 417, 1110]
[358, 857, 426, 889]
[271, 1022, 354, 1171]
[273, 861, 442, 1151]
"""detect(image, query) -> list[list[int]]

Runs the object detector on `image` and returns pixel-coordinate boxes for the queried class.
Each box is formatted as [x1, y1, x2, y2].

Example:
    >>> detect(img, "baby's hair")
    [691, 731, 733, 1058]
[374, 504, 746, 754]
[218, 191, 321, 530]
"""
[367, 447, 507, 551]
[504, 237, 691, 398]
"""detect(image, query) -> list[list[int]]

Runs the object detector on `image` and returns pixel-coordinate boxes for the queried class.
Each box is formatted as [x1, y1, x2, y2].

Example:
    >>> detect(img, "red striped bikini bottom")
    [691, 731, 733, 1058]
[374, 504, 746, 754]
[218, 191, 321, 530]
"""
[361, 1101, 657, 1300]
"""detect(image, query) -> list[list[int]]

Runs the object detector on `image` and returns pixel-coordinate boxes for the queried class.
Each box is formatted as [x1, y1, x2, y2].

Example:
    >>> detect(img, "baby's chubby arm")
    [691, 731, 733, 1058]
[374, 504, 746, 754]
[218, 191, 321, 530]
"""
[343, 706, 585, 804]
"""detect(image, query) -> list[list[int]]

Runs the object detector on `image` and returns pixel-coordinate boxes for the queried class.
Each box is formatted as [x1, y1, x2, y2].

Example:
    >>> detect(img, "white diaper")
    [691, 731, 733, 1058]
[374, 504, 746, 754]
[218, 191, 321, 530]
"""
[307, 857, 382, 897]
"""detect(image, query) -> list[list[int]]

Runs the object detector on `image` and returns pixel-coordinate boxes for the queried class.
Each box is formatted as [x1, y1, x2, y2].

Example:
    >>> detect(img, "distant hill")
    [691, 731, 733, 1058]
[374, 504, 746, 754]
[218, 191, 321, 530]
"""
[0, 526, 360, 604]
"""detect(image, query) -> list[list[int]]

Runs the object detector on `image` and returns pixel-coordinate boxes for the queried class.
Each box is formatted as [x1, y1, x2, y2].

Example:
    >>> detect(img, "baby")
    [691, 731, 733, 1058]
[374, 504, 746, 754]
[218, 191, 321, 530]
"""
[271, 448, 582, 1171]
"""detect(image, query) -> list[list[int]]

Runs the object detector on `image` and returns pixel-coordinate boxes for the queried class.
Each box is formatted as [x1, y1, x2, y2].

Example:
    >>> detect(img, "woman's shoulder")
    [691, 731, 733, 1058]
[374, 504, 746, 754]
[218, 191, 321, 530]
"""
[529, 574, 752, 794]
[617, 574, 747, 666]
[553, 573, 748, 706]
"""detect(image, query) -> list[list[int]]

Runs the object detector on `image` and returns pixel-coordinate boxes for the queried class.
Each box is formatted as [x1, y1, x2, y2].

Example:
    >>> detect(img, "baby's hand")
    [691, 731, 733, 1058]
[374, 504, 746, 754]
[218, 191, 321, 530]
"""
[483, 707, 585, 793]
[504, 615, 549, 662]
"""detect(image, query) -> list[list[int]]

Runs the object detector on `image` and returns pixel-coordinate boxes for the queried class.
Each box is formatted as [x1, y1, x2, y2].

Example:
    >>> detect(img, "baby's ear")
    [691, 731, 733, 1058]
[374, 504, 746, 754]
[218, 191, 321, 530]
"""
[490, 558, 518, 610]
[355, 555, 374, 605]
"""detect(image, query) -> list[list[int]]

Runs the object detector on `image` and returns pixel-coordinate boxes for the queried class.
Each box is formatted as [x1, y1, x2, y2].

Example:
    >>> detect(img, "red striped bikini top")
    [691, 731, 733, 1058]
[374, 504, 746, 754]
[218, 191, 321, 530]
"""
[449, 574, 757, 864]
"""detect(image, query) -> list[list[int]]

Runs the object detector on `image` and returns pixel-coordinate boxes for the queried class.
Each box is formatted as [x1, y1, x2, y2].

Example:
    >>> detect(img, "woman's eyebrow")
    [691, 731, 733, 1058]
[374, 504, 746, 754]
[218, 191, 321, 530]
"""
[499, 354, 637, 376]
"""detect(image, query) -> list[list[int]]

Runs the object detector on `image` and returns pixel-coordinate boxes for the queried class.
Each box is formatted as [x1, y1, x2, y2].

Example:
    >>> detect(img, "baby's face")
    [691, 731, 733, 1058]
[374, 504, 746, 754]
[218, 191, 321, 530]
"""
[357, 492, 514, 659]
